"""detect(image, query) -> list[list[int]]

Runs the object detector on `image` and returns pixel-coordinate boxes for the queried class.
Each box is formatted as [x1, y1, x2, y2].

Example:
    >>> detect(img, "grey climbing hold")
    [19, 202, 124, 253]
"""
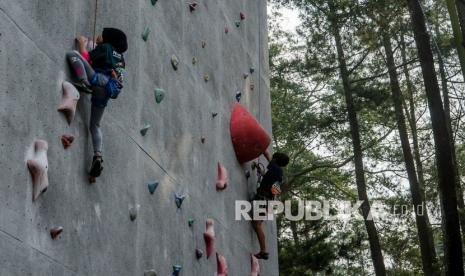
[154, 88, 165, 104]
[142, 27, 150, 41]
[129, 206, 138, 221]
[245, 170, 251, 179]
[235, 21, 241, 28]
[144, 269, 157, 276]
[147, 181, 159, 194]
[50, 227, 63, 240]
[202, 41, 207, 48]
[212, 112, 218, 118]
[243, 73, 249, 79]
[171, 55, 179, 70]
[196, 248, 204, 259]
[172, 265, 182, 276]
[192, 57, 198, 65]
[188, 219, 195, 227]
[203, 74, 210, 82]
[250, 83, 255, 91]
[250, 67, 255, 74]
[150, 0, 158, 5]
[235, 91, 242, 102]
[201, 137, 205, 144]
[175, 193, 186, 209]
[140, 124, 151, 136]
[189, 2, 198, 12]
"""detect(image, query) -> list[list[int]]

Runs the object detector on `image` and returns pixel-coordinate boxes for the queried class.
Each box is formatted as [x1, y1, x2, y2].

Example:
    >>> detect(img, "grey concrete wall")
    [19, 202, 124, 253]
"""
[0, 0, 277, 275]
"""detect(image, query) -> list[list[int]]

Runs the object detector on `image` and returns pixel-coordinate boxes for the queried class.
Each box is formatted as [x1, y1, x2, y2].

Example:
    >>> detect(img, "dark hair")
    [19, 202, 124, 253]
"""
[272, 152, 289, 167]
[103, 28, 128, 53]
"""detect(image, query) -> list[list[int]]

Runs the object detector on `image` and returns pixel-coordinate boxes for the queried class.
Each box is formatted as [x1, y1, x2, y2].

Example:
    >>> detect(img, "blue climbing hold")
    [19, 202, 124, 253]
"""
[188, 219, 195, 227]
[140, 124, 151, 136]
[142, 27, 150, 41]
[172, 265, 182, 276]
[235, 91, 242, 102]
[151, 0, 158, 5]
[175, 193, 186, 209]
[250, 67, 255, 74]
[154, 88, 165, 104]
[147, 181, 159, 194]
[235, 21, 241, 27]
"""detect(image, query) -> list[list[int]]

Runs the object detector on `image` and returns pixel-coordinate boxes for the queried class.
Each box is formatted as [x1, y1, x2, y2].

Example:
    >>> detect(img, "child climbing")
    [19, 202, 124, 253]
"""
[252, 151, 289, 260]
[65, 28, 128, 183]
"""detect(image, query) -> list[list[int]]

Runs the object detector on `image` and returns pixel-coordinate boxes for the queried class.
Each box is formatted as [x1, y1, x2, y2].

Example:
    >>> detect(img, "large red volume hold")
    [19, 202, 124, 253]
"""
[230, 103, 271, 163]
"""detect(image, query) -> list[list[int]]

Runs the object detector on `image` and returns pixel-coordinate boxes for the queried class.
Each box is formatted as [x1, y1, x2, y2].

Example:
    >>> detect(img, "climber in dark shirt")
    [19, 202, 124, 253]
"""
[252, 151, 289, 260]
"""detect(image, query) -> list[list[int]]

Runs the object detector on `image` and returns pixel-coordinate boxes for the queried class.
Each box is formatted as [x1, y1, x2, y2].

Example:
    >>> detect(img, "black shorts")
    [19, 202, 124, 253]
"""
[251, 194, 271, 219]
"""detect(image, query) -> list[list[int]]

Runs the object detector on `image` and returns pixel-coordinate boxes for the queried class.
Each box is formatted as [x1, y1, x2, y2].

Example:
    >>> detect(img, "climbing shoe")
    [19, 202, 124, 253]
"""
[89, 156, 103, 178]
[72, 80, 93, 94]
[254, 251, 269, 260]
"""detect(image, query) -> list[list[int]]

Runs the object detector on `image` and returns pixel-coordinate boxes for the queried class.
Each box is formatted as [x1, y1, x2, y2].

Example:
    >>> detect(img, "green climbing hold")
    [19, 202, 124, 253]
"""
[171, 55, 179, 70]
[235, 21, 241, 27]
[142, 27, 151, 41]
[188, 219, 195, 227]
[172, 265, 182, 276]
[154, 88, 165, 104]
[150, 0, 158, 5]
[140, 124, 151, 136]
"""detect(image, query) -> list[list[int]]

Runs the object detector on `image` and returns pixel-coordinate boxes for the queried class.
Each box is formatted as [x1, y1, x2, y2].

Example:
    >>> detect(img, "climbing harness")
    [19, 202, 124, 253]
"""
[252, 161, 265, 188]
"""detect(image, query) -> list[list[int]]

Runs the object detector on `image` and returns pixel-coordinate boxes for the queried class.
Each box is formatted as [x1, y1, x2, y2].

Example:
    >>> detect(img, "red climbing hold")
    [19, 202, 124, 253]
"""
[61, 134, 74, 149]
[50, 227, 63, 240]
[230, 103, 271, 163]
[240, 12, 246, 20]
[57, 81, 80, 125]
[203, 219, 215, 258]
[216, 162, 228, 191]
[251, 254, 260, 276]
[27, 140, 49, 201]
[216, 252, 228, 276]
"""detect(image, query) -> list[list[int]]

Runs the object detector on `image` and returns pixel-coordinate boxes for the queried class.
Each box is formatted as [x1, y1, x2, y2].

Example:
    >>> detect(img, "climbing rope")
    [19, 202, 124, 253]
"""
[92, 0, 98, 49]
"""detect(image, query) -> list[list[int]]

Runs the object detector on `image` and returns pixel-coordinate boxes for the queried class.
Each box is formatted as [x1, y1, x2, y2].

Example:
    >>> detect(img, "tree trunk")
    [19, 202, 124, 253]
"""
[446, 0, 465, 77]
[382, 32, 439, 275]
[455, 0, 465, 52]
[328, 1, 386, 275]
[433, 21, 465, 240]
[406, 0, 464, 274]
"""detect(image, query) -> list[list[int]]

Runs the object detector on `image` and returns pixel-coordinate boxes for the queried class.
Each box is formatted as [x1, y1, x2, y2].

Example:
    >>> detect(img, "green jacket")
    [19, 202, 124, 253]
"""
[89, 43, 125, 71]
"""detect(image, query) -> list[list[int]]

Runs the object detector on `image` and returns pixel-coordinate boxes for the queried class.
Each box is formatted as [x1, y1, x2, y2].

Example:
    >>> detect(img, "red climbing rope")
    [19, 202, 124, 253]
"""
[92, 0, 98, 49]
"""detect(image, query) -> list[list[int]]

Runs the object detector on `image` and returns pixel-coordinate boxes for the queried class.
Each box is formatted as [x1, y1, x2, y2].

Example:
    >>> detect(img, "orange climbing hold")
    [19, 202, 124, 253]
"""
[61, 134, 74, 149]
[204, 219, 215, 258]
[216, 162, 228, 190]
[230, 103, 271, 163]
[216, 252, 228, 276]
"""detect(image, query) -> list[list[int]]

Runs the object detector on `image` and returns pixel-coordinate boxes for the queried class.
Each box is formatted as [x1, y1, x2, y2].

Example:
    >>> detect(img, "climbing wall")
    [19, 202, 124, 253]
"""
[0, 0, 277, 275]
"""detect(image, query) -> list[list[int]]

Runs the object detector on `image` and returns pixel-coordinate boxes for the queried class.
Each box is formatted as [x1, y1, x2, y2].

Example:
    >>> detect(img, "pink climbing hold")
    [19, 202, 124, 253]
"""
[216, 252, 228, 276]
[225, 27, 229, 34]
[50, 227, 63, 240]
[216, 162, 228, 191]
[57, 81, 80, 125]
[203, 219, 215, 258]
[240, 12, 246, 20]
[251, 254, 260, 276]
[230, 103, 271, 163]
[27, 140, 49, 201]
[61, 134, 74, 149]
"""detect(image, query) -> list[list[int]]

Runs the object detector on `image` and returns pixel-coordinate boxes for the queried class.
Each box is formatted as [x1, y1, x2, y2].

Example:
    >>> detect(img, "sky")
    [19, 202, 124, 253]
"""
[268, 3, 301, 33]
